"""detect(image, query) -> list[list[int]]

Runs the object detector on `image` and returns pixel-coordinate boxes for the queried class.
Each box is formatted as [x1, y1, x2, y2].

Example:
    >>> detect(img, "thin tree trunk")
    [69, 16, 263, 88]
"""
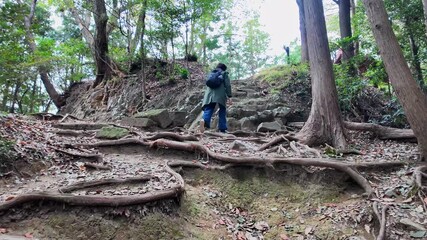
[350, 0, 359, 54]
[23, 0, 64, 108]
[406, 26, 424, 90]
[295, 0, 347, 149]
[10, 80, 21, 113]
[70, 7, 96, 60]
[296, 0, 309, 63]
[139, 0, 148, 101]
[1, 80, 11, 112]
[29, 75, 38, 113]
[422, 0, 427, 38]
[363, 0, 427, 160]
[338, 0, 354, 60]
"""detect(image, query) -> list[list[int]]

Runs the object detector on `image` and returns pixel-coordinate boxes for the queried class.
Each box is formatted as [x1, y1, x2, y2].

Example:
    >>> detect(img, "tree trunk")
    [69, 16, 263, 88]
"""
[350, 0, 359, 54]
[139, 0, 148, 101]
[406, 24, 424, 90]
[24, 0, 64, 108]
[296, 0, 309, 63]
[363, 0, 427, 160]
[338, 0, 354, 60]
[422, 0, 427, 39]
[295, 0, 347, 149]
[10, 80, 21, 113]
[70, 7, 96, 60]
[93, 0, 111, 87]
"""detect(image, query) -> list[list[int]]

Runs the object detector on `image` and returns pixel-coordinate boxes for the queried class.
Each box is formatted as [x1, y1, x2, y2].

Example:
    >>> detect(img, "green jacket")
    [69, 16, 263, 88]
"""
[202, 70, 232, 108]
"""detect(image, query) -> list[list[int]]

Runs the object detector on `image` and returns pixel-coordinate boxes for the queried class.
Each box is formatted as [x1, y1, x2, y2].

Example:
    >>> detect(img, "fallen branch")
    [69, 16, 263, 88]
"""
[83, 163, 112, 171]
[344, 121, 415, 141]
[59, 176, 154, 193]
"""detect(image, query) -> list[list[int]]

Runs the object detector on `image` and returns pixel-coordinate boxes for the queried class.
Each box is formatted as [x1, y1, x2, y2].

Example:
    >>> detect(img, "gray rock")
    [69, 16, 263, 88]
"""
[134, 109, 172, 128]
[230, 140, 254, 151]
[240, 117, 256, 131]
[96, 126, 129, 139]
[120, 117, 156, 128]
[273, 106, 291, 118]
[257, 121, 283, 132]
[169, 111, 187, 127]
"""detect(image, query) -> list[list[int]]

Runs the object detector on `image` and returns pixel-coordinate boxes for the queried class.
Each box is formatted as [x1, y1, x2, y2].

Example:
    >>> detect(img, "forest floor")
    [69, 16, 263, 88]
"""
[0, 114, 426, 240]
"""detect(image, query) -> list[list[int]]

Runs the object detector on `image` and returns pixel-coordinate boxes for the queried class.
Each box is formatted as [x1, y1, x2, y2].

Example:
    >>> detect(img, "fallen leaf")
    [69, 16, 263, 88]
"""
[5, 196, 15, 201]
[24, 232, 33, 238]
[304, 226, 314, 235]
[0, 228, 7, 233]
[409, 230, 426, 238]
[364, 224, 371, 234]
[218, 219, 225, 225]
[280, 234, 290, 240]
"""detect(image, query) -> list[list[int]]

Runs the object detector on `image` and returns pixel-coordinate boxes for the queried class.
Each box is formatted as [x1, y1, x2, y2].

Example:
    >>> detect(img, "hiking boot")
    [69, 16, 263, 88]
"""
[199, 119, 205, 133]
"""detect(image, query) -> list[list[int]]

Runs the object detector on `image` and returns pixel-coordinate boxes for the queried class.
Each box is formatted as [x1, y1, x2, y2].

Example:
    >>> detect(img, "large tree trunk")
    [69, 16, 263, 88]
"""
[296, 0, 309, 63]
[363, 0, 427, 160]
[338, 0, 354, 60]
[23, 0, 64, 108]
[295, 0, 347, 149]
[93, 0, 111, 87]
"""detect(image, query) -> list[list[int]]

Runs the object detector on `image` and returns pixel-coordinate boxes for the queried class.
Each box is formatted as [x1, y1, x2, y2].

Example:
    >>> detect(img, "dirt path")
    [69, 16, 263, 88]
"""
[0, 115, 425, 239]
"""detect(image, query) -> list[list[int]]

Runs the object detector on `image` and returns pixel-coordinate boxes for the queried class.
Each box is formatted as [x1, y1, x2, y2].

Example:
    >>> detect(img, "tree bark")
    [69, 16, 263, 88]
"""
[69, 7, 96, 60]
[350, 0, 359, 54]
[295, 0, 347, 149]
[296, 0, 309, 63]
[422, 0, 427, 39]
[24, 0, 65, 108]
[363, 0, 427, 160]
[338, 0, 354, 60]
[93, 0, 111, 87]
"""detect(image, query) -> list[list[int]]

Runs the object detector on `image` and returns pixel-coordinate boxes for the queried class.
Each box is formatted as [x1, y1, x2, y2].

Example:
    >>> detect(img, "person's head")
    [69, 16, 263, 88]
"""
[216, 63, 227, 71]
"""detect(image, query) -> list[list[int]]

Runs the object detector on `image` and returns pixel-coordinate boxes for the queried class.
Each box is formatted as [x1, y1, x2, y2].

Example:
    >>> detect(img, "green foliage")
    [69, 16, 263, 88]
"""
[174, 65, 189, 79]
[0, 137, 16, 173]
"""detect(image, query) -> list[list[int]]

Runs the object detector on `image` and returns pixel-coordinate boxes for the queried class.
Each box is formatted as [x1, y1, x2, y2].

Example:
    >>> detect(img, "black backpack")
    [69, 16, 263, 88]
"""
[206, 69, 224, 89]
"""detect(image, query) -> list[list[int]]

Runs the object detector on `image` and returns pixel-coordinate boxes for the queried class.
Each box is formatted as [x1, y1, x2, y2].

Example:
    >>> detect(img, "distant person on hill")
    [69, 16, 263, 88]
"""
[200, 63, 232, 133]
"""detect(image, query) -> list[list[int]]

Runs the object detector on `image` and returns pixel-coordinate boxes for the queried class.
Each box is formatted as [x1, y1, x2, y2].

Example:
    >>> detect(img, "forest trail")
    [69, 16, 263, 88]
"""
[0, 113, 425, 239]
[0, 80, 425, 240]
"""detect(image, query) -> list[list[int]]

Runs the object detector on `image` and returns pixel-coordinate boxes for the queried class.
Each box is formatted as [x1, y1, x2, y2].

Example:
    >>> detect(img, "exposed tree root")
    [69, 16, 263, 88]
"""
[30, 113, 65, 121]
[52, 147, 103, 162]
[52, 123, 112, 131]
[53, 129, 96, 137]
[258, 135, 290, 151]
[168, 160, 237, 170]
[59, 113, 82, 123]
[143, 132, 198, 142]
[79, 138, 147, 148]
[59, 176, 154, 193]
[344, 121, 416, 141]
[373, 202, 389, 240]
[148, 139, 374, 196]
[0, 188, 182, 213]
[0, 165, 184, 214]
[413, 165, 427, 191]
[83, 163, 112, 171]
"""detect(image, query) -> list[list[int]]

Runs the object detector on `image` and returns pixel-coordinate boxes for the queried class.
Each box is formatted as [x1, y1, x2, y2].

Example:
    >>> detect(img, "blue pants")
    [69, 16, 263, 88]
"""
[202, 102, 227, 132]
